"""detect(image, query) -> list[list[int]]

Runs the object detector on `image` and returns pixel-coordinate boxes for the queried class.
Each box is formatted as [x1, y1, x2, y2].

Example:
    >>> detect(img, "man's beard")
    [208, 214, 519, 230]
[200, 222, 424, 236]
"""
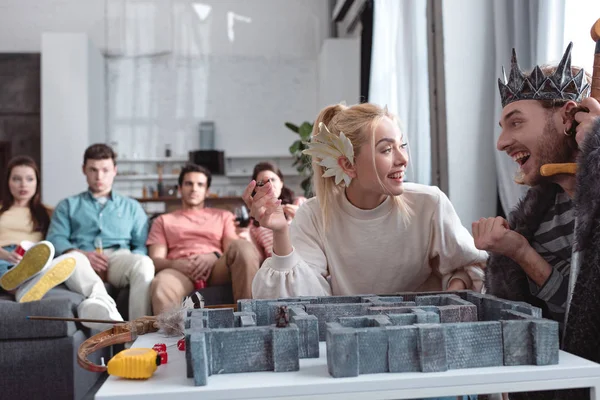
[522, 119, 577, 186]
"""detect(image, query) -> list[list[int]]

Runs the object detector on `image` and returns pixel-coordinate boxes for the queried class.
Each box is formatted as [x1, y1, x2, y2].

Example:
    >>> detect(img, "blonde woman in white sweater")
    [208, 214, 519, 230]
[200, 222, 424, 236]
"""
[243, 103, 487, 299]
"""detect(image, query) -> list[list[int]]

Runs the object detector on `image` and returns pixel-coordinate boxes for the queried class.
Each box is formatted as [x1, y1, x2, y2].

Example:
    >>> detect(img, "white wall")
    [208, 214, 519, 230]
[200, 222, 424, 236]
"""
[318, 38, 361, 108]
[88, 37, 107, 146]
[105, 0, 335, 198]
[41, 33, 106, 206]
[441, 0, 497, 230]
[106, 0, 330, 162]
[0, 0, 105, 52]
[2, 0, 345, 199]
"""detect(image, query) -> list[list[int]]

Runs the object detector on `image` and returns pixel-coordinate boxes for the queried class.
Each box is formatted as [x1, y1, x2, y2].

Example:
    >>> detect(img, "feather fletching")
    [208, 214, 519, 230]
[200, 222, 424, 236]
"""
[302, 122, 354, 187]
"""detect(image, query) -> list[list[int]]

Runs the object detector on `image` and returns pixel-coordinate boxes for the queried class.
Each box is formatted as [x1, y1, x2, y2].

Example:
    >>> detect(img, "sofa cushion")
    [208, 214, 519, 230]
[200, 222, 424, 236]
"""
[0, 330, 109, 400]
[0, 285, 84, 340]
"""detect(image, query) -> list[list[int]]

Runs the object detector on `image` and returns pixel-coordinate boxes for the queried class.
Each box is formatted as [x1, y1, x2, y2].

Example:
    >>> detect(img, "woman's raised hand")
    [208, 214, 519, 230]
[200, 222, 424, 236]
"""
[242, 180, 289, 232]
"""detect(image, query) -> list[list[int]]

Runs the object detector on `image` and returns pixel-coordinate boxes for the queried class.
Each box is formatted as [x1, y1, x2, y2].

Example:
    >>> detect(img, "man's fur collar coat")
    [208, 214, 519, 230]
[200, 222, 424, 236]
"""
[486, 118, 600, 399]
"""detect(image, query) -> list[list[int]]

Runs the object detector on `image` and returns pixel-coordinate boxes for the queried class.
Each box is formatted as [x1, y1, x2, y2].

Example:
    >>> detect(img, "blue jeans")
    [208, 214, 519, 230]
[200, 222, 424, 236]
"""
[0, 245, 17, 278]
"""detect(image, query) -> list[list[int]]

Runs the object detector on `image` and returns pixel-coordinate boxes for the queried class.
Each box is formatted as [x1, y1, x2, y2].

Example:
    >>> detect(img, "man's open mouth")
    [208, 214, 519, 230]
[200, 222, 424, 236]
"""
[512, 151, 530, 167]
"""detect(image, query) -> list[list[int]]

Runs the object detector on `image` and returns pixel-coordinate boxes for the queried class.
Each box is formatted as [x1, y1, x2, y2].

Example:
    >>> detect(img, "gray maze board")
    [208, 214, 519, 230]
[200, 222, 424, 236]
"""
[184, 291, 559, 386]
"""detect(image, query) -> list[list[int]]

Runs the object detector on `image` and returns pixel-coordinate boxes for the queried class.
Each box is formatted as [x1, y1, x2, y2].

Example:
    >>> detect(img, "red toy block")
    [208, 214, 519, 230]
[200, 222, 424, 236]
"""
[158, 351, 168, 364]
[152, 343, 167, 352]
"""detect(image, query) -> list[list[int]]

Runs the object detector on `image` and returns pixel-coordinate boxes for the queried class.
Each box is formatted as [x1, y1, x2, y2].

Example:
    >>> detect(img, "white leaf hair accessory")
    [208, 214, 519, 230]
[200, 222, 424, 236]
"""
[302, 122, 355, 187]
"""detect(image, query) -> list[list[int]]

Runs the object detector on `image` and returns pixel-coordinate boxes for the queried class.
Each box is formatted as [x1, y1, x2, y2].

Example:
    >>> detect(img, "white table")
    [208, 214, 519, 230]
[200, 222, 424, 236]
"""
[96, 332, 600, 400]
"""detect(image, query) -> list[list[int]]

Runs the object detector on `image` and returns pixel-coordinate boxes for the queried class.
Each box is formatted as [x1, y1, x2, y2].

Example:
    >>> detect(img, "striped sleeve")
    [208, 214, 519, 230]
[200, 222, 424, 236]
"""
[250, 225, 274, 258]
[530, 268, 569, 306]
[529, 191, 574, 319]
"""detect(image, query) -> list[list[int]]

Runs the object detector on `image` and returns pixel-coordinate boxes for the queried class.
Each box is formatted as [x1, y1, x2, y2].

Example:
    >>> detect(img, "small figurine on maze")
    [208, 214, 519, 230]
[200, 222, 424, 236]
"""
[275, 306, 289, 328]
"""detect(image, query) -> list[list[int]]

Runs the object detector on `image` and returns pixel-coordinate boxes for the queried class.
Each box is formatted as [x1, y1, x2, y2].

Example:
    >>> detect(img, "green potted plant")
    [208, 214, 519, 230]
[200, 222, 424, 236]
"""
[285, 121, 314, 198]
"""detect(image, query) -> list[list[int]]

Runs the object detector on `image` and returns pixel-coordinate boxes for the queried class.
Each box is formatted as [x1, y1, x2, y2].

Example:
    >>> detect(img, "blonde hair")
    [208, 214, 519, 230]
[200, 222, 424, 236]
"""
[311, 102, 412, 227]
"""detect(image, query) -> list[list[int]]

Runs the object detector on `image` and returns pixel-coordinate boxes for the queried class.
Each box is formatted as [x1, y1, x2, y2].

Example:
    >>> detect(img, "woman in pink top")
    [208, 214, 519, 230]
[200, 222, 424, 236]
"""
[249, 162, 306, 261]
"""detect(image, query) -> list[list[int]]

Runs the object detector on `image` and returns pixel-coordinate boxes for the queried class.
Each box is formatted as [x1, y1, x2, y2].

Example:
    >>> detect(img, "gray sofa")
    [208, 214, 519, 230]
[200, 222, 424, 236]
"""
[0, 286, 110, 400]
[0, 275, 234, 400]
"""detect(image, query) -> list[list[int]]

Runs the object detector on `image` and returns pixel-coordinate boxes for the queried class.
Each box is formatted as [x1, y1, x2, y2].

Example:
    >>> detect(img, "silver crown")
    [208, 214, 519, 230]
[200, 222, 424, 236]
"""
[498, 42, 590, 108]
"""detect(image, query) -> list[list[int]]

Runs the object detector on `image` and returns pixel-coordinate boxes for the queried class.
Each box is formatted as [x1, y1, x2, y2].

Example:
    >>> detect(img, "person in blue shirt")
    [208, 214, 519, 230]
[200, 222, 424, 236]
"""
[0, 156, 121, 332]
[47, 144, 155, 321]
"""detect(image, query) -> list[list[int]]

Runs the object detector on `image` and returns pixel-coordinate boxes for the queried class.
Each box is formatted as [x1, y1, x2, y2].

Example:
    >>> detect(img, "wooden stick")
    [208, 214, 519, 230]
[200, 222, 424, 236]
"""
[540, 163, 577, 177]
[27, 316, 126, 324]
[592, 18, 600, 45]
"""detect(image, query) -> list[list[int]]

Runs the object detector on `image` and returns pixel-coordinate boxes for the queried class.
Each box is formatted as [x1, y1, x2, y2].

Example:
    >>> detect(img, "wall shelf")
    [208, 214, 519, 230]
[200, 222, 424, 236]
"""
[114, 173, 281, 181]
[115, 174, 179, 181]
[114, 172, 300, 182]
[118, 158, 189, 163]
[225, 172, 252, 178]
[226, 155, 294, 159]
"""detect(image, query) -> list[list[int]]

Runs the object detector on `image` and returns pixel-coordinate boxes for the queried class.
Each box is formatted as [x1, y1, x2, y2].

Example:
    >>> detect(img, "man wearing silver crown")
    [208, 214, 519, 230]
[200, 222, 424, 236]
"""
[473, 42, 600, 399]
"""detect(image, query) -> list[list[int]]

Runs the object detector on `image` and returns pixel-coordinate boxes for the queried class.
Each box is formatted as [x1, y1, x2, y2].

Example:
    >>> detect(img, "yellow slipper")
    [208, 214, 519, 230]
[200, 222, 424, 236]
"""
[0, 241, 54, 291]
[16, 254, 77, 303]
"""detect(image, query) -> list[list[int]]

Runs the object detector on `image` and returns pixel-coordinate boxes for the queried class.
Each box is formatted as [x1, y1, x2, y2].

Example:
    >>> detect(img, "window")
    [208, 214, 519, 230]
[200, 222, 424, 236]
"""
[564, 2, 600, 73]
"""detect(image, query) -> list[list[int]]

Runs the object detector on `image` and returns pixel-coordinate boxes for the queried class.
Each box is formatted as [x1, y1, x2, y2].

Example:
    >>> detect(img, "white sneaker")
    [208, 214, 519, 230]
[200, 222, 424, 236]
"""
[19, 240, 36, 252]
[15, 253, 77, 303]
[0, 241, 54, 291]
[182, 291, 204, 310]
[78, 296, 124, 331]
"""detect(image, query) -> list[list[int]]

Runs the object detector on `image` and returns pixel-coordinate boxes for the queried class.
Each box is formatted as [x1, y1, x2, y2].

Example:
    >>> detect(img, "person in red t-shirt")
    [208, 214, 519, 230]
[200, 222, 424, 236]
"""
[147, 164, 260, 314]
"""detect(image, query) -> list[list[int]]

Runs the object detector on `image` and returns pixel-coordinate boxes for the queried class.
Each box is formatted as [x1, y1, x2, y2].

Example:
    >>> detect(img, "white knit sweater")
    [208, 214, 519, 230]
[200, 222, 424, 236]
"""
[252, 183, 487, 299]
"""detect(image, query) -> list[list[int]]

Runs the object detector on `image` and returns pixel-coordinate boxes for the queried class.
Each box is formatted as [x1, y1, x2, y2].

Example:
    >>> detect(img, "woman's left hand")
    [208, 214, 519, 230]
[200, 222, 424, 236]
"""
[6, 251, 22, 265]
[0, 247, 21, 264]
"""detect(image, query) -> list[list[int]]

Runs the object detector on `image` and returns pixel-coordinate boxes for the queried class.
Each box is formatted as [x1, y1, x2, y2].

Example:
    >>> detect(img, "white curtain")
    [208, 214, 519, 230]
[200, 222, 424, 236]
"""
[492, 0, 566, 215]
[369, 0, 431, 185]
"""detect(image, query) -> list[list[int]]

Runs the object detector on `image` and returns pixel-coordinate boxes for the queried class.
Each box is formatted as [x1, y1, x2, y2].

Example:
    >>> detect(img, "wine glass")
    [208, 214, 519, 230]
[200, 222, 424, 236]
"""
[234, 205, 251, 228]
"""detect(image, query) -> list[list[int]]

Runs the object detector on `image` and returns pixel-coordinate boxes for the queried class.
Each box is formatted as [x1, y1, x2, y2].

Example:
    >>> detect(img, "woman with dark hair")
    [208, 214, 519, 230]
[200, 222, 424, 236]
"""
[0, 156, 52, 272]
[0, 156, 78, 303]
[0, 156, 123, 330]
[249, 162, 306, 260]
